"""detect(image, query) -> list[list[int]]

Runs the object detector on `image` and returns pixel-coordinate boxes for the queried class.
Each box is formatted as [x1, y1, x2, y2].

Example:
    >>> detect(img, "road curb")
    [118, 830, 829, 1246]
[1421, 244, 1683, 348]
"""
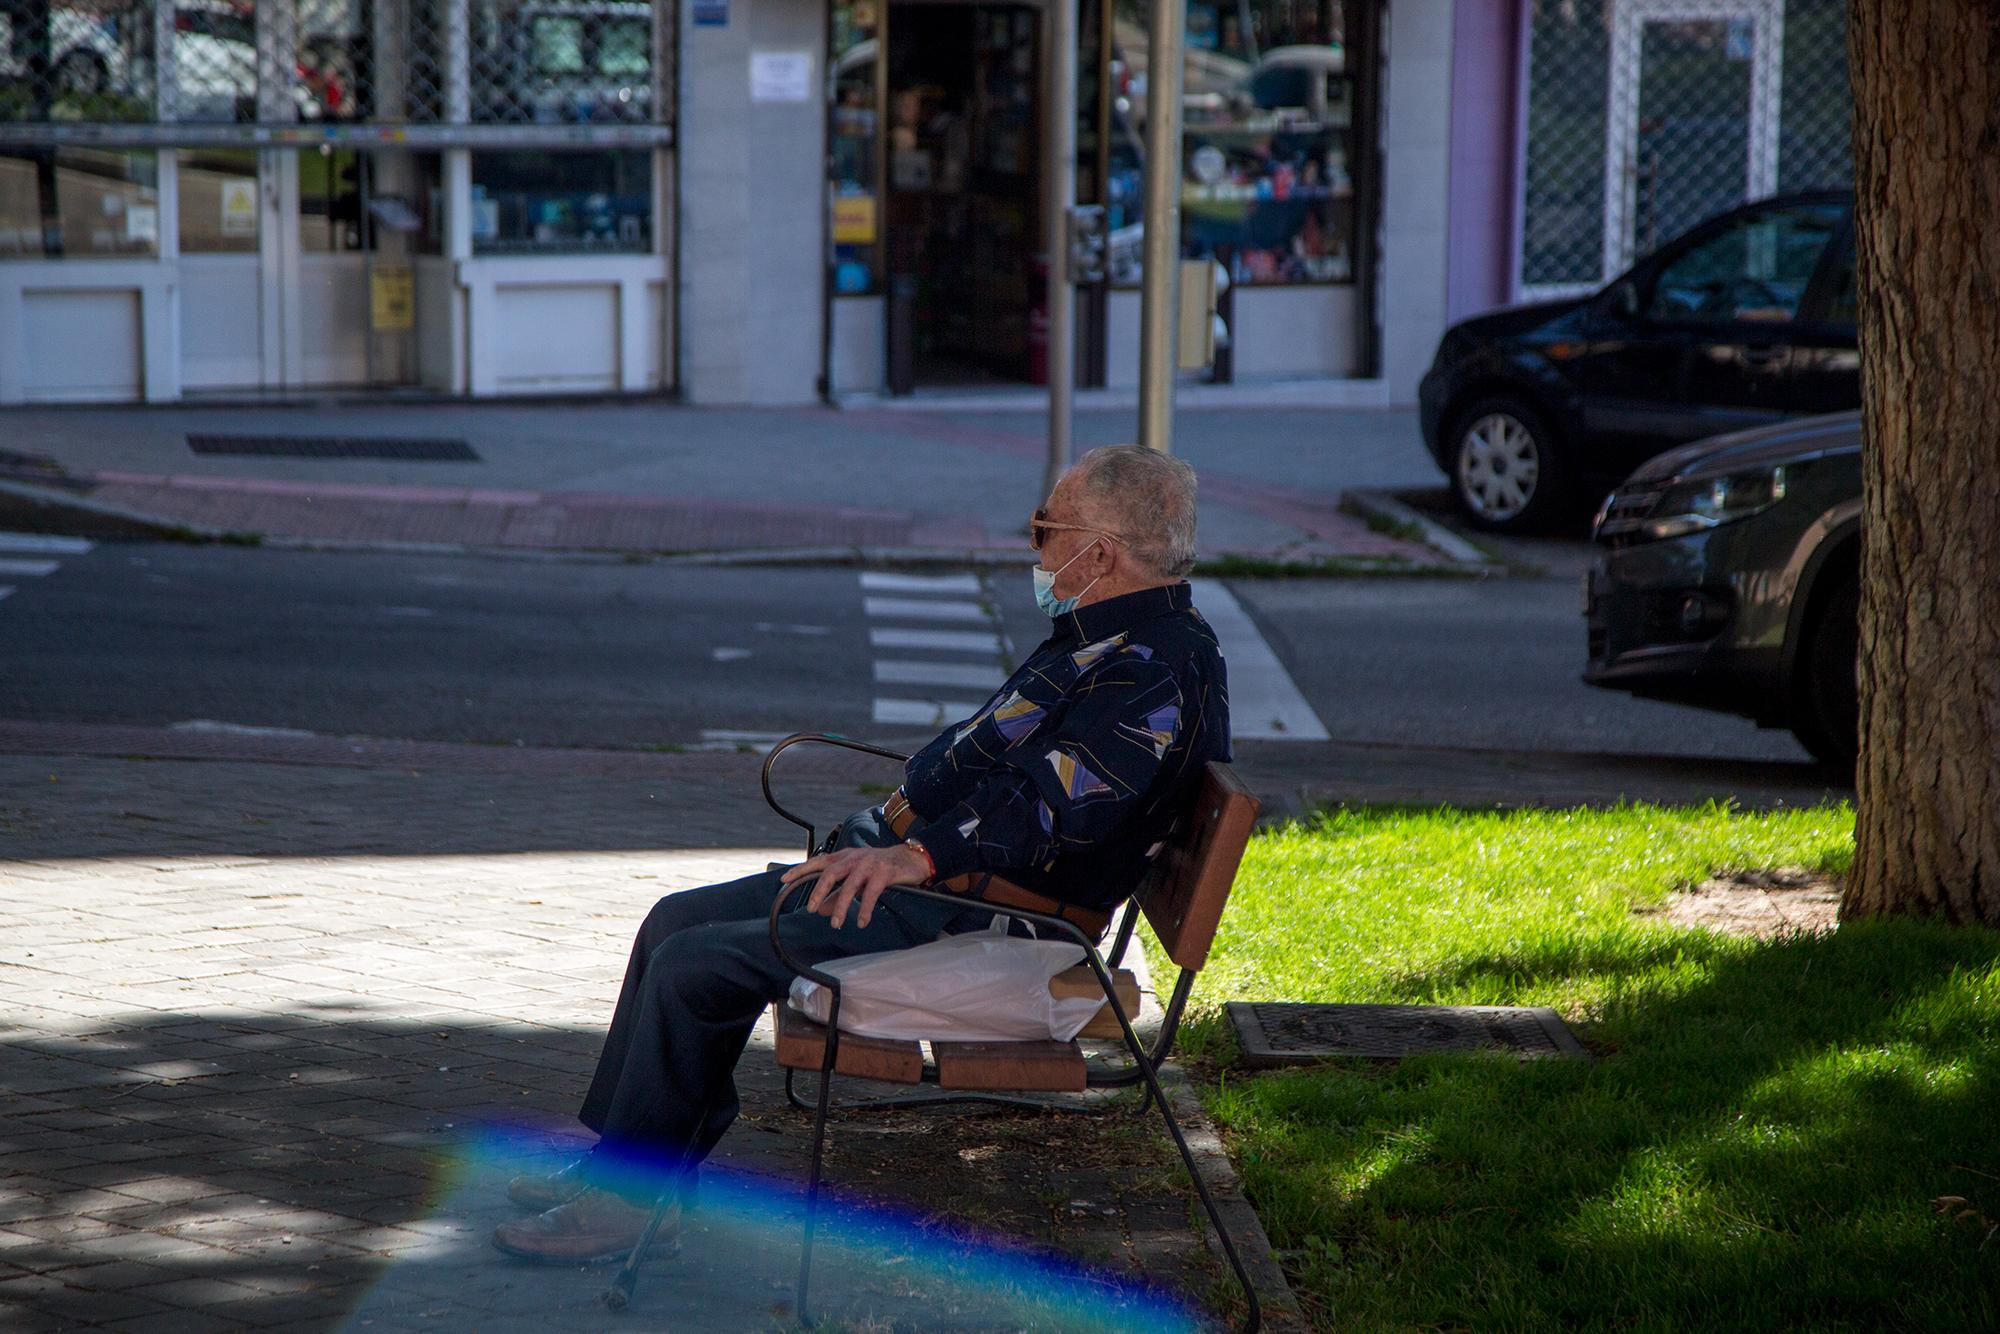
[1340, 487, 1505, 574]
[0, 477, 242, 544]
[1156, 1062, 1313, 1331]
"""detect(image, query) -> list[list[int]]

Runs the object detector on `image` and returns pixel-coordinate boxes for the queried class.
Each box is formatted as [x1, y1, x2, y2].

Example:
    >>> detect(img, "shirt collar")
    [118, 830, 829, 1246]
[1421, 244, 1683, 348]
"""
[1055, 581, 1193, 643]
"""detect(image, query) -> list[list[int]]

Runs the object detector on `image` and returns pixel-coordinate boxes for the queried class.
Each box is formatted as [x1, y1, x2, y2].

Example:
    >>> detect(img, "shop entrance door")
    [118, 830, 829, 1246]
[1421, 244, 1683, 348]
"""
[178, 148, 427, 392]
[885, 3, 1043, 388]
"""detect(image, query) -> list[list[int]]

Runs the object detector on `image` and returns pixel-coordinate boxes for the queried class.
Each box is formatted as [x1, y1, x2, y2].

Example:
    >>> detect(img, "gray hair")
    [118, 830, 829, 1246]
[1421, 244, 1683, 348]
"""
[1073, 445, 1199, 578]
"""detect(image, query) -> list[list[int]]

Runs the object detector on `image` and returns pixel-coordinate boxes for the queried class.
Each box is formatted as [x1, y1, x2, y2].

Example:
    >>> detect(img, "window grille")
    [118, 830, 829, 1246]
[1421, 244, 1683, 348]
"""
[1518, 0, 1850, 300]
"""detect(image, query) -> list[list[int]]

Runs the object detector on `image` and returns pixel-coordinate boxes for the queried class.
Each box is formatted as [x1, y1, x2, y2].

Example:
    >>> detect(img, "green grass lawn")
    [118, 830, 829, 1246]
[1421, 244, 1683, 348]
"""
[1164, 803, 2000, 1332]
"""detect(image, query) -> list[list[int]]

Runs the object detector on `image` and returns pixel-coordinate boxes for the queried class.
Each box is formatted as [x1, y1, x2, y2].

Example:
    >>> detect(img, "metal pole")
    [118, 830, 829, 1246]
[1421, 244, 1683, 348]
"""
[1136, 0, 1185, 453]
[1043, 0, 1078, 499]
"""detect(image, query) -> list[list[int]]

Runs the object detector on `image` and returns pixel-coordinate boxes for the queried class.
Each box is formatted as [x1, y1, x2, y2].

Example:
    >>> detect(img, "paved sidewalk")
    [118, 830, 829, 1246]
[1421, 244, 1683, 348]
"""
[1, 402, 1449, 565]
[0, 737, 1300, 1332]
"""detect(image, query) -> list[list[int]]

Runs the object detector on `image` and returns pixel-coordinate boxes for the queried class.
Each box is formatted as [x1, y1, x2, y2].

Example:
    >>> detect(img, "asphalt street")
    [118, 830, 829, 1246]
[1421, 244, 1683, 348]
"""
[0, 536, 1811, 763]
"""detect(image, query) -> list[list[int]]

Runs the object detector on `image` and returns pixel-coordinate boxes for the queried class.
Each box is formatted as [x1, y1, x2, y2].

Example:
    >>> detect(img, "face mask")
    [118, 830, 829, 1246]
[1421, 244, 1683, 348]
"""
[1034, 538, 1101, 618]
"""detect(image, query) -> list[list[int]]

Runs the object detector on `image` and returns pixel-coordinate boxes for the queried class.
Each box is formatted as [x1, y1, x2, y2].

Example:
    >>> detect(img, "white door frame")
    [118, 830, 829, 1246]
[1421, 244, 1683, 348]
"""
[1603, 0, 1785, 280]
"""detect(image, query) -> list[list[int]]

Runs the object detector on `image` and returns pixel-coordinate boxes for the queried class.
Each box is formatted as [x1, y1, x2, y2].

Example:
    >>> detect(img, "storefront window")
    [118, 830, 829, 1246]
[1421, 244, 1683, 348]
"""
[1105, 0, 1354, 285]
[0, 148, 158, 258]
[296, 0, 372, 122]
[0, 0, 156, 124]
[828, 0, 880, 294]
[177, 147, 258, 252]
[469, 149, 650, 254]
[471, 0, 657, 125]
[297, 148, 444, 254]
[170, 2, 258, 124]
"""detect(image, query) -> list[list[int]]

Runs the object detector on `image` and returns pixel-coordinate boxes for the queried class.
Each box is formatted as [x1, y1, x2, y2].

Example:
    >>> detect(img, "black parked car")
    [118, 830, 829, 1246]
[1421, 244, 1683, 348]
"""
[1583, 411, 1860, 765]
[1419, 190, 1858, 532]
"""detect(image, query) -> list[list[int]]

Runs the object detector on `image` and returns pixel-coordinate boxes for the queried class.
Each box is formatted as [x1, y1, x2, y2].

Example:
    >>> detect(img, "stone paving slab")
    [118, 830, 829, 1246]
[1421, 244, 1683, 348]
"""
[0, 744, 1293, 1332]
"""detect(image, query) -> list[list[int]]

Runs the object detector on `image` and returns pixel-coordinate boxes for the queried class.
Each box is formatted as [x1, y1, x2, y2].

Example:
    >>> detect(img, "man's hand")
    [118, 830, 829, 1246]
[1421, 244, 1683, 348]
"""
[779, 843, 933, 930]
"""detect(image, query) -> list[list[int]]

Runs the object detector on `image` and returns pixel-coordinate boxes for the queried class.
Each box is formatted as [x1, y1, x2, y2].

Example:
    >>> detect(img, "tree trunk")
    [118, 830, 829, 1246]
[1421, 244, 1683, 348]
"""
[1841, 1, 2000, 925]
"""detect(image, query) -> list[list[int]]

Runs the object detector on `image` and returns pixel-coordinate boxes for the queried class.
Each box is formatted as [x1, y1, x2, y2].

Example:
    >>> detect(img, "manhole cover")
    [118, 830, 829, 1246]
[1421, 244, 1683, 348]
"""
[1226, 1002, 1587, 1067]
[187, 434, 478, 462]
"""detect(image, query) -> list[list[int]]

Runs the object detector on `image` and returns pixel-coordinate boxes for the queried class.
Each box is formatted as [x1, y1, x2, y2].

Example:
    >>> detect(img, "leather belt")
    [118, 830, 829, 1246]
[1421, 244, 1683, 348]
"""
[884, 790, 1110, 938]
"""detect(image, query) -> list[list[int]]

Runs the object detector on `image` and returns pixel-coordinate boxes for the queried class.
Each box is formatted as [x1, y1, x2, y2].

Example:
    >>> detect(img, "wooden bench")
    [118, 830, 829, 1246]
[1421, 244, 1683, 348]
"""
[754, 734, 1264, 1331]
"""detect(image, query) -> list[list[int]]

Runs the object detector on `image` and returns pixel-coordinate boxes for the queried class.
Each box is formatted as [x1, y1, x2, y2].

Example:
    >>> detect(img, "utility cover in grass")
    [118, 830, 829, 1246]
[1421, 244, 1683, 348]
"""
[1227, 1001, 1588, 1066]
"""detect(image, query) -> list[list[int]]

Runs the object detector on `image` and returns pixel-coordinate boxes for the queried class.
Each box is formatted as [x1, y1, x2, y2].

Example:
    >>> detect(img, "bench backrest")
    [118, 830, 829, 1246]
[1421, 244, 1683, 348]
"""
[1141, 761, 1260, 972]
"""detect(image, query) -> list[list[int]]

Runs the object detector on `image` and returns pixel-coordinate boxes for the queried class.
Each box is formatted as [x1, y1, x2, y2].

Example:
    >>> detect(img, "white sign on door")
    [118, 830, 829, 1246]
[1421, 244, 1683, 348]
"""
[750, 51, 812, 103]
[221, 179, 259, 238]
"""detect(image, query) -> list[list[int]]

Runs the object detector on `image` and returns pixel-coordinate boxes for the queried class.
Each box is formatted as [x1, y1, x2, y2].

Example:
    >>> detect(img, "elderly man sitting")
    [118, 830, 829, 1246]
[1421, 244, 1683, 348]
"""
[493, 444, 1231, 1263]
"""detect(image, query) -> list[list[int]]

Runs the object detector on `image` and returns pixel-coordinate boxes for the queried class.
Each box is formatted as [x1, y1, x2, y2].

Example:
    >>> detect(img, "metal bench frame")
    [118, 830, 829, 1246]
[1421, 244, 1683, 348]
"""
[740, 731, 1264, 1332]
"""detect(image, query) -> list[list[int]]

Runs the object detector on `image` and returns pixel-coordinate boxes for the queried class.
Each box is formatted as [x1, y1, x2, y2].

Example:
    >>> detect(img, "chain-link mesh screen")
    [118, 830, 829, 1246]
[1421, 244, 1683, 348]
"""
[1520, 0, 1852, 296]
[470, 0, 657, 124]
[1, 0, 156, 122]
[2, 0, 668, 135]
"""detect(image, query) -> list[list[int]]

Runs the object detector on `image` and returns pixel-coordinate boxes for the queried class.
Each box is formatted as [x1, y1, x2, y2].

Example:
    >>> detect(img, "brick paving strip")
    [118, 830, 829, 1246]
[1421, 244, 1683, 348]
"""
[0, 738, 1309, 1332]
[2, 466, 1445, 568]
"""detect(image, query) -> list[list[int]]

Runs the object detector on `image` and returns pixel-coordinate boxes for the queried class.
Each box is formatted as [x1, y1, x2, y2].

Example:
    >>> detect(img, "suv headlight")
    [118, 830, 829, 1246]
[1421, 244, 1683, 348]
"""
[1640, 465, 1788, 540]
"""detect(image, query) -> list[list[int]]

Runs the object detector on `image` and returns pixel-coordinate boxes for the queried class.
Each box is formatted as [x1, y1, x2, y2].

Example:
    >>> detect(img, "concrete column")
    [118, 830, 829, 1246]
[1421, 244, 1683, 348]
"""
[1379, 0, 1456, 405]
[677, 0, 823, 405]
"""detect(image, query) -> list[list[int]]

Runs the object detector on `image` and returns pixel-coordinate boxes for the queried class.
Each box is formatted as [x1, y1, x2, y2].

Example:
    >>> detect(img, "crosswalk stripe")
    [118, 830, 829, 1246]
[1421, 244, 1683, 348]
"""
[859, 571, 982, 595]
[0, 558, 60, 578]
[1189, 578, 1330, 741]
[868, 627, 1004, 653]
[0, 532, 91, 555]
[862, 596, 988, 623]
[873, 660, 1004, 689]
[874, 698, 982, 727]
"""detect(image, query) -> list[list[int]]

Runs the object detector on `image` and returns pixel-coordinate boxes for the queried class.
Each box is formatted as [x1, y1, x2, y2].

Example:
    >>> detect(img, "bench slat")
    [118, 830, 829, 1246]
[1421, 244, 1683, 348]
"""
[1051, 965, 1141, 1040]
[772, 1005, 924, 1084]
[933, 1039, 1088, 1092]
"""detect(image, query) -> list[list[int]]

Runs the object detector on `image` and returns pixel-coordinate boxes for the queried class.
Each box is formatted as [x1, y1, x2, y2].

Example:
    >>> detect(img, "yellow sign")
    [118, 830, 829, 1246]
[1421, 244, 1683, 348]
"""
[220, 178, 258, 238]
[370, 265, 414, 332]
[832, 194, 876, 245]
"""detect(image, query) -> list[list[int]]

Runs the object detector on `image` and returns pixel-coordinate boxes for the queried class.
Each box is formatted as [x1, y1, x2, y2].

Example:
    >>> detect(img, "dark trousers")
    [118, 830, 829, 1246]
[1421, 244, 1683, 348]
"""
[577, 809, 991, 1180]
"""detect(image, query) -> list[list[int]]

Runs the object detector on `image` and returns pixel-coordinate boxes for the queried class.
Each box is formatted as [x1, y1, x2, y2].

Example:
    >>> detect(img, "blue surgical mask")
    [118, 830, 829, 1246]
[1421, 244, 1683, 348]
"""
[1034, 539, 1101, 618]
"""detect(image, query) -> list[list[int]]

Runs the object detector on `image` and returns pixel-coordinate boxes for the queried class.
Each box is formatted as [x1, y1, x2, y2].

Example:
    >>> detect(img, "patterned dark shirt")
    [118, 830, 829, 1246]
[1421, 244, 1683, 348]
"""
[901, 581, 1232, 912]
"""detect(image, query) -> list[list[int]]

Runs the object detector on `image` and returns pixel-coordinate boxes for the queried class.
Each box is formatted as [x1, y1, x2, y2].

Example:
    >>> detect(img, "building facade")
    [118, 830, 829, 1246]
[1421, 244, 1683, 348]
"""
[0, 0, 1850, 408]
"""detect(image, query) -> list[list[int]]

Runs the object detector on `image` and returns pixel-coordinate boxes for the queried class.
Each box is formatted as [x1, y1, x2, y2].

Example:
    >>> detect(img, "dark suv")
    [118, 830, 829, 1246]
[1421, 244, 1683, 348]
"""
[1583, 411, 1860, 765]
[1419, 190, 1857, 532]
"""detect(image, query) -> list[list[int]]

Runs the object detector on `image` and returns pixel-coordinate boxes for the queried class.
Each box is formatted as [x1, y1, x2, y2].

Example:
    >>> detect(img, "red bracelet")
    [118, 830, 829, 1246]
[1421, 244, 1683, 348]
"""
[903, 839, 937, 885]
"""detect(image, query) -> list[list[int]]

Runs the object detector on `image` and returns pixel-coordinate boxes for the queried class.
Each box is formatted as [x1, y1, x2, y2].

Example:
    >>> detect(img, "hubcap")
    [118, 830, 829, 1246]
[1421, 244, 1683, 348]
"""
[1456, 413, 1541, 520]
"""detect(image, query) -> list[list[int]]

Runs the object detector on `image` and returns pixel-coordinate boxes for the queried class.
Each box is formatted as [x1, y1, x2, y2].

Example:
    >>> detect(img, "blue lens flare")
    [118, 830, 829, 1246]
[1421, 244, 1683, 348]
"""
[335, 1122, 1204, 1331]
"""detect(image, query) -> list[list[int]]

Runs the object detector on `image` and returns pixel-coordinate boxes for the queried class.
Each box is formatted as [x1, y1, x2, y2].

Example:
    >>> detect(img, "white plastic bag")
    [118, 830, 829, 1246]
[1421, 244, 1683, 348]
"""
[787, 922, 1104, 1042]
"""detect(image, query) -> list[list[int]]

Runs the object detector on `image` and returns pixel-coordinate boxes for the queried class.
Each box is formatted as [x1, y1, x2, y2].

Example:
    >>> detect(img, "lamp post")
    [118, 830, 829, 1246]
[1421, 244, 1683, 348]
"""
[1044, 0, 1078, 499]
[1136, 0, 1186, 453]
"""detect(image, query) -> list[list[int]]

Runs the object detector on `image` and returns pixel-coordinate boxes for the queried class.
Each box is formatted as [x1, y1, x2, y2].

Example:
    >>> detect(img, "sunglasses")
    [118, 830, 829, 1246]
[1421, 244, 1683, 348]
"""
[1030, 507, 1129, 552]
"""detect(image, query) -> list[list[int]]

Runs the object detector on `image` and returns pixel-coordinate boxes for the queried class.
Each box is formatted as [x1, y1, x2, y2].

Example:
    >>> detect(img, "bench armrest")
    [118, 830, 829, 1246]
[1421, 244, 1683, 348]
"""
[760, 731, 912, 858]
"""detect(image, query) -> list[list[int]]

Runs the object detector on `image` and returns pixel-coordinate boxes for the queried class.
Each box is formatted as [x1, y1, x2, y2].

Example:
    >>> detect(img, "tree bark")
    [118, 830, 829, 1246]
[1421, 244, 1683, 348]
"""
[1842, 1, 2000, 925]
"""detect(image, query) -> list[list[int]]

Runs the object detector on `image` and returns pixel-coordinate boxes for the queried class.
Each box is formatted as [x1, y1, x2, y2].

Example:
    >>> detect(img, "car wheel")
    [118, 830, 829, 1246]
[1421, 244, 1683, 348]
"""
[54, 50, 108, 96]
[1791, 573, 1859, 768]
[1449, 397, 1570, 533]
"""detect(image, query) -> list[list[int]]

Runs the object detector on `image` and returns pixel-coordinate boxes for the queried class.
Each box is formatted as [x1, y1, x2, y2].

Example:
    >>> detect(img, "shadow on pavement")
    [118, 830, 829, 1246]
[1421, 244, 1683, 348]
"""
[0, 1011, 1206, 1331]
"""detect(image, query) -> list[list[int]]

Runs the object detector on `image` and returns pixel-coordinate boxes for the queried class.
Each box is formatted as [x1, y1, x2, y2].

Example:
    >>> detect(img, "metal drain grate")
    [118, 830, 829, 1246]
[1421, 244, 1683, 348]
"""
[1226, 1002, 1588, 1067]
[186, 435, 479, 462]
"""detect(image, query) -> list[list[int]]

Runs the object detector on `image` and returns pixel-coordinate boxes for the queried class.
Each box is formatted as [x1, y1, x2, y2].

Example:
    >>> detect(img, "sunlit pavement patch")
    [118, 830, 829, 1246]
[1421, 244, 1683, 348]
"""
[338, 1126, 1201, 1332]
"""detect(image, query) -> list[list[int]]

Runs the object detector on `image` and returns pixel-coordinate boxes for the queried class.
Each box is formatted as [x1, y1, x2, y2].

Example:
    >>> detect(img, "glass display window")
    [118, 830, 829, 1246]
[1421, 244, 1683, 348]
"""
[469, 149, 651, 254]
[177, 146, 259, 252]
[1103, 0, 1356, 286]
[0, 148, 159, 258]
[0, 0, 156, 125]
[470, 1, 657, 125]
[828, 0, 881, 295]
[296, 148, 442, 255]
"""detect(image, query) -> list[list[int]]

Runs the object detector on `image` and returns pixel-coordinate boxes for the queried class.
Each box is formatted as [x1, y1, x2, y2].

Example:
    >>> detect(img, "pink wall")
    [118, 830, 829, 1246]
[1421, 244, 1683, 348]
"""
[1444, 0, 1522, 321]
